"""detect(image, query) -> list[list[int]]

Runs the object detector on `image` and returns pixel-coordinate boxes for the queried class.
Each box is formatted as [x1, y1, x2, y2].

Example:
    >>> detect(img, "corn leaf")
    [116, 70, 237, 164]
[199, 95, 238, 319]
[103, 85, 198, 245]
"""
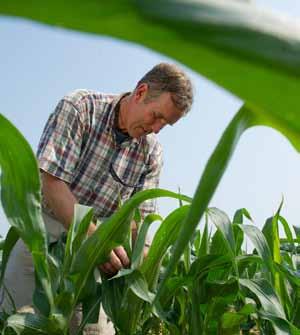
[127, 270, 155, 303]
[190, 282, 203, 335]
[131, 213, 162, 269]
[239, 224, 274, 276]
[207, 207, 236, 258]
[274, 263, 300, 287]
[259, 311, 300, 335]
[198, 215, 209, 257]
[233, 208, 253, 225]
[278, 215, 294, 247]
[240, 278, 285, 319]
[0, 227, 19, 291]
[63, 204, 94, 274]
[188, 254, 232, 281]
[4, 312, 62, 335]
[1, 1, 300, 152]
[0, 115, 54, 313]
[141, 205, 190, 288]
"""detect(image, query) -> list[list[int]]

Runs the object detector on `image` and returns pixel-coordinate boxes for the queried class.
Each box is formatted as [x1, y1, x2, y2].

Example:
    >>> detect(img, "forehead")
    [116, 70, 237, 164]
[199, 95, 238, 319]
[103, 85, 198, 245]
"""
[152, 92, 183, 125]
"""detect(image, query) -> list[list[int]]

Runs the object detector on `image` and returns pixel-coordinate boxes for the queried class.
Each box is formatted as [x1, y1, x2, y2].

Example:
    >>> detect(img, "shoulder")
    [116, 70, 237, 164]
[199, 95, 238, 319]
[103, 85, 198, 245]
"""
[62, 89, 118, 110]
[145, 133, 162, 152]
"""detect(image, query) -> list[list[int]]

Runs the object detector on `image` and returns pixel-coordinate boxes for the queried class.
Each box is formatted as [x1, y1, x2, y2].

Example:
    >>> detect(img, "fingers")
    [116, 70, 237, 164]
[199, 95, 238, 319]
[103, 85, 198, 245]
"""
[99, 263, 115, 276]
[99, 247, 130, 276]
[114, 246, 130, 268]
[143, 245, 150, 259]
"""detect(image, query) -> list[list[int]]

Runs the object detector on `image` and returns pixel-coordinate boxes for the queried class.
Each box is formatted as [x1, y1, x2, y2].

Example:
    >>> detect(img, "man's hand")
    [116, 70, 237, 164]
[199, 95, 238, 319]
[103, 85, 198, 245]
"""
[99, 246, 130, 276]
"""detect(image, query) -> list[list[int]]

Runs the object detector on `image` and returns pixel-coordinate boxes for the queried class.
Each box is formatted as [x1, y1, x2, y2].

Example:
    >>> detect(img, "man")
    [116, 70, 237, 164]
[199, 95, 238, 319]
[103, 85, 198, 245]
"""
[2, 63, 193, 334]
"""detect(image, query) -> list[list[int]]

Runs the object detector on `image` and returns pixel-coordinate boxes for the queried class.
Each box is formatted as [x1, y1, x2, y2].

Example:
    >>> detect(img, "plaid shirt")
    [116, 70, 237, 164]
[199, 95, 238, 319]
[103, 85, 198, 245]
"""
[37, 89, 163, 220]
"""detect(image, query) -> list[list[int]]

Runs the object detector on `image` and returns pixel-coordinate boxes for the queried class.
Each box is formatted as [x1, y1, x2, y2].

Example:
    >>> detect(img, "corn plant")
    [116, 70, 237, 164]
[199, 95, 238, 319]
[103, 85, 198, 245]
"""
[142, 206, 300, 335]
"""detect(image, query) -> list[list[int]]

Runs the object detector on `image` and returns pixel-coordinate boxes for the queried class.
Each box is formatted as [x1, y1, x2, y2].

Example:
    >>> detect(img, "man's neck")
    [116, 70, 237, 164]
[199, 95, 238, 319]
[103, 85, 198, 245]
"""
[117, 94, 130, 133]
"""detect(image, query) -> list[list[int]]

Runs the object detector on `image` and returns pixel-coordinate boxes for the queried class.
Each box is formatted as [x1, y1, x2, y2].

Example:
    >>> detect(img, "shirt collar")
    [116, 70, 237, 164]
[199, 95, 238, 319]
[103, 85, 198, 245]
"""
[107, 92, 140, 147]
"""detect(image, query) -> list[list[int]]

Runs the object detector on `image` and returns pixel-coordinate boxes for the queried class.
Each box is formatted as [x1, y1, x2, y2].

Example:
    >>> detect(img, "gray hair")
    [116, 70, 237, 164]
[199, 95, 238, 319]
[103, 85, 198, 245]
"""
[136, 63, 194, 115]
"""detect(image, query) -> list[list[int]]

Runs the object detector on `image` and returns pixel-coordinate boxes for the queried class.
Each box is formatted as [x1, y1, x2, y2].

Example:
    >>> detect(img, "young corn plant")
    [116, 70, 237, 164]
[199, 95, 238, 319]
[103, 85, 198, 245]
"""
[147, 207, 300, 335]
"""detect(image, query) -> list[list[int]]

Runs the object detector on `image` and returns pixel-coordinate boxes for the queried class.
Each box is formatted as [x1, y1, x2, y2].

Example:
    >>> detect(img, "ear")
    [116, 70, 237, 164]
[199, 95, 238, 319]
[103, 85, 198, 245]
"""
[134, 83, 148, 103]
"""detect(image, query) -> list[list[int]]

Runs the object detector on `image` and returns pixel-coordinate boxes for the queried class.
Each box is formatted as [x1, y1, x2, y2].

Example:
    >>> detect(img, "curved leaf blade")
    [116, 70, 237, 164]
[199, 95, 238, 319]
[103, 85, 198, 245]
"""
[0, 115, 54, 312]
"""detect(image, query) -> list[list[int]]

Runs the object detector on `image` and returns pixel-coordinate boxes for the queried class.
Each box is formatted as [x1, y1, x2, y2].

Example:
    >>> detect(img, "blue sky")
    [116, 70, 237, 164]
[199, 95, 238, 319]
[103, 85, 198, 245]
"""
[0, 1, 300, 237]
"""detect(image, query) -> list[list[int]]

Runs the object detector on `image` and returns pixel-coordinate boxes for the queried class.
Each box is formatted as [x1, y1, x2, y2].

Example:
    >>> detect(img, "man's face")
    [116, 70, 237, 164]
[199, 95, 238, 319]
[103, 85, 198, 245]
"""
[125, 84, 183, 139]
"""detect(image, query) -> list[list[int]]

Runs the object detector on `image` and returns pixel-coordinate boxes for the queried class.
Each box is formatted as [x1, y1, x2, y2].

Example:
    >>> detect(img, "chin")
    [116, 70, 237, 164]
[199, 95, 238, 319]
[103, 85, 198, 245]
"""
[131, 129, 144, 139]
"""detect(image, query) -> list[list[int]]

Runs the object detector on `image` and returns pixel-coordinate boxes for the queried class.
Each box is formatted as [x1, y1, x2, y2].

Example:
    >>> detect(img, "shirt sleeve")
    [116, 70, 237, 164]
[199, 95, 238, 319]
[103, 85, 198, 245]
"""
[37, 99, 83, 183]
[138, 140, 163, 220]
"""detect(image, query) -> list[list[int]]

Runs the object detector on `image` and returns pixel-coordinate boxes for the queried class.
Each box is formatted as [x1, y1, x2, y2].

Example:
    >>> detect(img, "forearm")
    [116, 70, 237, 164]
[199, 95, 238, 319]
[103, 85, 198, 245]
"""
[41, 172, 96, 234]
[41, 172, 77, 229]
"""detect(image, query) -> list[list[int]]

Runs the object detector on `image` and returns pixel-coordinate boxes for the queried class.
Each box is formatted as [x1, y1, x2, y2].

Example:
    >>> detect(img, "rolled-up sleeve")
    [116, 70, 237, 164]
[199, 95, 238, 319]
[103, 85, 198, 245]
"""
[37, 99, 83, 183]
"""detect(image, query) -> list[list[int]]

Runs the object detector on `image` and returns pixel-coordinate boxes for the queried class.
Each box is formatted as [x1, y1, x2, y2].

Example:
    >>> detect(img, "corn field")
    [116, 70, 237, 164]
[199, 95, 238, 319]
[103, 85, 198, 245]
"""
[1, 0, 300, 334]
[0, 112, 300, 334]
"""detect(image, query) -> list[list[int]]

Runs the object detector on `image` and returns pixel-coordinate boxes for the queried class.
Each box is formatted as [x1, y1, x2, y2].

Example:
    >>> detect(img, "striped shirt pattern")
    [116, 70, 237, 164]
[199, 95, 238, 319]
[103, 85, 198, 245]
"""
[37, 89, 163, 220]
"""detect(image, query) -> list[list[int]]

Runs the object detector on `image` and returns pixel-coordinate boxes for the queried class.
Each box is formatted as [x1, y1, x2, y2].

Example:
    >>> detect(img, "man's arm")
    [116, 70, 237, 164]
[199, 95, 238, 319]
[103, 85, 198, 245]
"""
[41, 171, 129, 275]
[41, 172, 78, 230]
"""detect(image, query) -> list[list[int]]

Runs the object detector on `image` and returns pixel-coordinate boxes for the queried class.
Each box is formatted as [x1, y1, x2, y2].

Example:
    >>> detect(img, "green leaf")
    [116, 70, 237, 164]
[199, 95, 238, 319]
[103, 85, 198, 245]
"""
[183, 240, 191, 274]
[0, 228, 19, 293]
[262, 201, 285, 306]
[159, 276, 187, 308]
[190, 282, 204, 335]
[198, 215, 209, 257]
[240, 224, 274, 276]
[232, 208, 252, 255]
[278, 215, 294, 246]
[4, 313, 62, 335]
[78, 290, 102, 334]
[127, 270, 155, 303]
[188, 254, 232, 282]
[232, 208, 253, 225]
[204, 278, 239, 303]
[80, 278, 101, 327]
[64, 204, 94, 274]
[101, 276, 125, 331]
[220, 312, 247, 335]
[274, 263, 300, 287]
[0, 115, 54, 313]
[192, 229, 201, 258]
[207, 207, 236, 258]
[259, 311, 300, 335]
[141, 205, 190, 289]
[294, 226, 300, 239]
[239, 278, 285, 318]
[236, 254, 262, 278]
[2, 1, 300, 152]
[131, 213, 162, 269]
[210, 229, 229, 257]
